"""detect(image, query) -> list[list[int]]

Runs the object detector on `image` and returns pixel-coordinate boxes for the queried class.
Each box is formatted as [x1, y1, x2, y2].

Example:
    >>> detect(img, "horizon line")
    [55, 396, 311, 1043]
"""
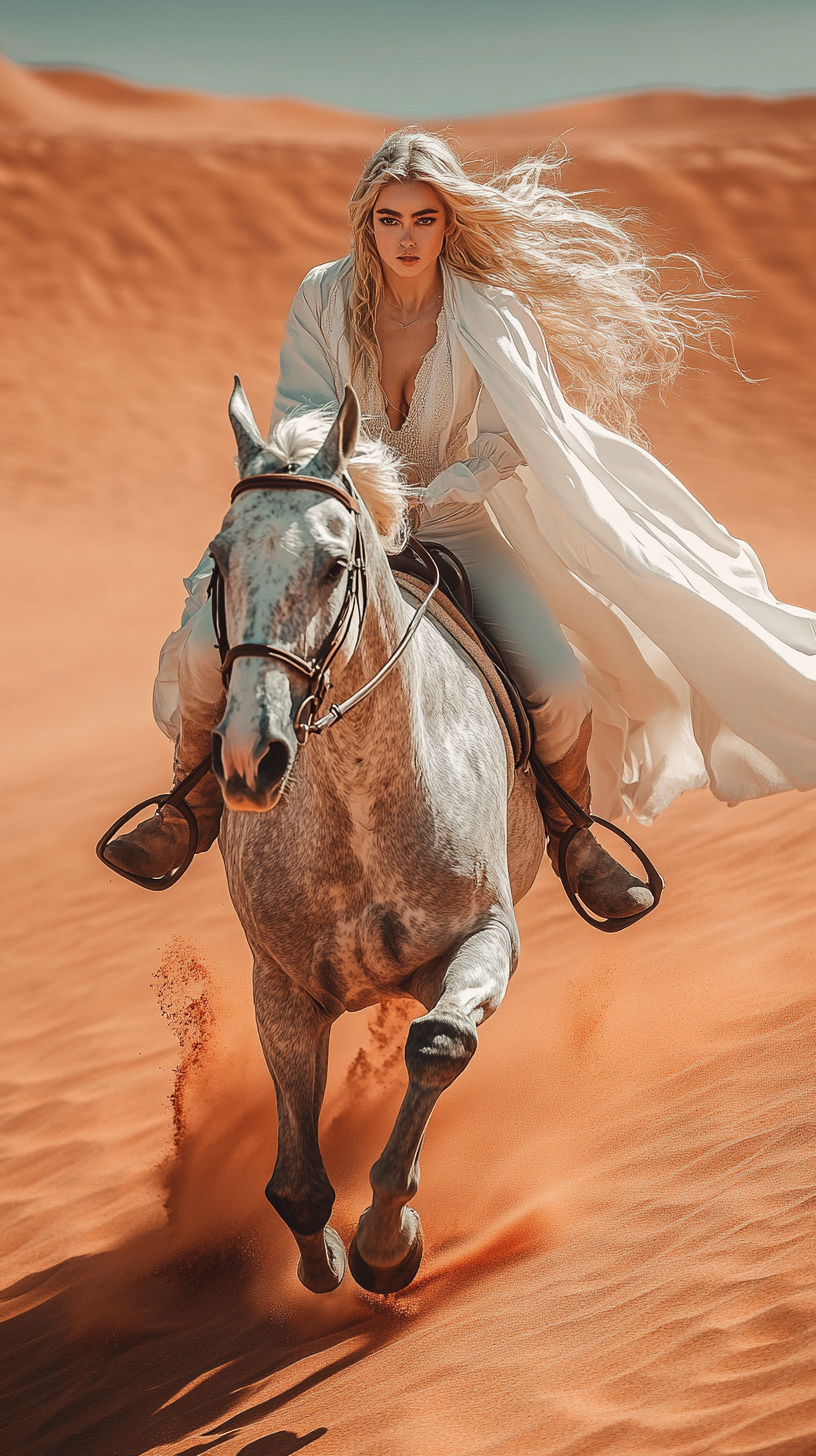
[13, 56, 816, 123]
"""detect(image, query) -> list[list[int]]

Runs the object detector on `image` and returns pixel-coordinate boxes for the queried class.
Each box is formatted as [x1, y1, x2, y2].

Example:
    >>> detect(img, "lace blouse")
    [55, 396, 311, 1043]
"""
[354, 305, 470, 489]
[353, 298, 524, 520]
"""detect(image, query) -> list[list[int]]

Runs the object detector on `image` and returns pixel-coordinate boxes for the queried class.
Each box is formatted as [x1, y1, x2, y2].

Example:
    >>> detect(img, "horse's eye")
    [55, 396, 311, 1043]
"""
[325, 559, 348, 585]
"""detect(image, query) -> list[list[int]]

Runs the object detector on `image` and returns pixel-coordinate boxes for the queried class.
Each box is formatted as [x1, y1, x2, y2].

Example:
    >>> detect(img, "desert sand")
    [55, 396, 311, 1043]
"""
[1, 56, 814, 1455]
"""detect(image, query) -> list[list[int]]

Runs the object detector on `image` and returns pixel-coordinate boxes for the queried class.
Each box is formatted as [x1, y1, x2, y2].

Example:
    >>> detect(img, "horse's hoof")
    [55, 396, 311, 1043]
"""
[349, 1211, 424, 1294]
[296, 1225, 347, 1294]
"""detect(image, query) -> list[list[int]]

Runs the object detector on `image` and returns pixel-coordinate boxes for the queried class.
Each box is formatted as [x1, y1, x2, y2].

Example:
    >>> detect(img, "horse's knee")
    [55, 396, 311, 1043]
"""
[265, 1171, 335, 1236]
[405, 1010, 478, 1091]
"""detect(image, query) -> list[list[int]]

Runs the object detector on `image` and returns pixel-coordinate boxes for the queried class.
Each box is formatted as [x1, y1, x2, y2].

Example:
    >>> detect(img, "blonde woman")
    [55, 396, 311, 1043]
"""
[109, 131, 816, 918]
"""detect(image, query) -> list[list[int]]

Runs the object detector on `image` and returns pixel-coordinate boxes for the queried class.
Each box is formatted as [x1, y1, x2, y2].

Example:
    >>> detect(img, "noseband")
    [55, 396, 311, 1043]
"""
[209, 470, 439, 742]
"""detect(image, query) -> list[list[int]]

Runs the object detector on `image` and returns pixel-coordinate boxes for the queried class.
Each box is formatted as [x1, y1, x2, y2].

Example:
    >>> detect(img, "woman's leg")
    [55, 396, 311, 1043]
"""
[417, 505, 652, 919]
[106, 604, 226, 878]
[176, 598, 226, 740]
[417, 504, 590, 762]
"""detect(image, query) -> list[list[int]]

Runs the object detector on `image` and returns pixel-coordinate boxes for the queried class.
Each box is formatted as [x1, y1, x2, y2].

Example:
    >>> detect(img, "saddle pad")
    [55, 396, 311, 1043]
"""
[394, 572, 523, 794]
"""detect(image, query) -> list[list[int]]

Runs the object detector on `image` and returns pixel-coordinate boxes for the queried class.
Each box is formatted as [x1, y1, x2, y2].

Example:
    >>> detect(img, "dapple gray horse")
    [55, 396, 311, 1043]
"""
[212, 383, 544, 1293]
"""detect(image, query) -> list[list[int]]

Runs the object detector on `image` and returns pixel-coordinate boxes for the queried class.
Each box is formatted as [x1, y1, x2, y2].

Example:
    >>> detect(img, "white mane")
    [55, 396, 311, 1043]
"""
[267, 407, 412, 553]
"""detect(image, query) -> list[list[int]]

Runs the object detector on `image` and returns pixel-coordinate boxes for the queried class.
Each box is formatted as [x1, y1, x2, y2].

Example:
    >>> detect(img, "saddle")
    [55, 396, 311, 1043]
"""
[389, 538, 532, 778]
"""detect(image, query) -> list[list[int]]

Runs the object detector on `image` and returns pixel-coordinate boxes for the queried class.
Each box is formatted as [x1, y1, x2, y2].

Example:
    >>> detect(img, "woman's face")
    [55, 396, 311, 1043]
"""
[372, 179, 447, 284]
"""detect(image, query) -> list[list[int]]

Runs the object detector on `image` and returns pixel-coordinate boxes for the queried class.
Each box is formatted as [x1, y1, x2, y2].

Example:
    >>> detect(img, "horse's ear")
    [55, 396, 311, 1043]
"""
[303, 387, 360, 482]
[229, 376, 266, 476]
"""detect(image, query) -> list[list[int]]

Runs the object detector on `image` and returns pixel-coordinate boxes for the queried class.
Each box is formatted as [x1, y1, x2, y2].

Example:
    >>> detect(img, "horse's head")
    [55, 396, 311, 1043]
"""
[211, 381, 364, 812]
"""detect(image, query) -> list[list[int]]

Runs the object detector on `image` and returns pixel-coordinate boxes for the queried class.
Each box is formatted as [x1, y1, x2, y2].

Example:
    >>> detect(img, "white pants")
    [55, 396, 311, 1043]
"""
[416, 502, 590, 762]
[162, 504, 590, 766]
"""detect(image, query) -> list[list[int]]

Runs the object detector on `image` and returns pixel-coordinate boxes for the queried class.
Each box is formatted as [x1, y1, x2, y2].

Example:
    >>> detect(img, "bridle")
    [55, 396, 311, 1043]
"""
[209, 469, 440, 742]
[97, 466, 439, 892]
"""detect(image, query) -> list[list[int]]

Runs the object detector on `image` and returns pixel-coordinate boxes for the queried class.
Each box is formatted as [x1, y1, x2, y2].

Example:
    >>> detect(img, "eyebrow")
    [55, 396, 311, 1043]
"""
[375, 207, 440, 218]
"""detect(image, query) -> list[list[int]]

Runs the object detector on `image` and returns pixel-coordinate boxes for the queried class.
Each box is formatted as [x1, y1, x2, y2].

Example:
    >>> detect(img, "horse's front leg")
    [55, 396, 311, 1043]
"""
[253, 955, 346, 1294]
[349, 913, 517, 1294]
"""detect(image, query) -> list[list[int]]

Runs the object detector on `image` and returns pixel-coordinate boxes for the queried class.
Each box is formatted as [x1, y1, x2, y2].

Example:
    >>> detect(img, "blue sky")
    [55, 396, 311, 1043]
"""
[1, 0, 813, 117]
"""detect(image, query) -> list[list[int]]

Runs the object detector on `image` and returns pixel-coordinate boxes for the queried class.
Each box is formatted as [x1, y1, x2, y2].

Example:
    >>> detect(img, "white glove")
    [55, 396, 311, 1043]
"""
[470, 432, 526, 480]
[423, 433, 525, 509]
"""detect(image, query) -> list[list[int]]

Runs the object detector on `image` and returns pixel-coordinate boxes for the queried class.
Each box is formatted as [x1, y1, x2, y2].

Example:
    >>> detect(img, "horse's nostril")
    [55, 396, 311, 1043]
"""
[211, 729, 291, 801]
[257, 740, 291, 796]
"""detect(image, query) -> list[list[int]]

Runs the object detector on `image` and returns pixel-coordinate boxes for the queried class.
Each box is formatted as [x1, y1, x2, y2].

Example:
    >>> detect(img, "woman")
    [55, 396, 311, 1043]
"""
[109, 131, 816, 918]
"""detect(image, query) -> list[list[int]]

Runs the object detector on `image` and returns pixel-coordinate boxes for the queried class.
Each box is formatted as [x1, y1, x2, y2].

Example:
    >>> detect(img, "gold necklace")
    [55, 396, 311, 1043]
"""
[381, 290, 442, 330]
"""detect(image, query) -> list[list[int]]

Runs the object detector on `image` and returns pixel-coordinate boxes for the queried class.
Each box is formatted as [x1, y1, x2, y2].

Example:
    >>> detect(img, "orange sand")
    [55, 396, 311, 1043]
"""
[1, 57, 814, 1456]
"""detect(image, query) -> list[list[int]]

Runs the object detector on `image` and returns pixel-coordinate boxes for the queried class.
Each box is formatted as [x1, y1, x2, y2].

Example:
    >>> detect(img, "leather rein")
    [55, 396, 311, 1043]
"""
[209, 471, 440, 742]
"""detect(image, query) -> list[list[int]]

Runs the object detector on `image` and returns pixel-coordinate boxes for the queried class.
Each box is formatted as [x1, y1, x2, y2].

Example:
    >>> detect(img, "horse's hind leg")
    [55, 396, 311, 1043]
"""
[253, 956, 345, 1294]
[350, 915, 516, 1294]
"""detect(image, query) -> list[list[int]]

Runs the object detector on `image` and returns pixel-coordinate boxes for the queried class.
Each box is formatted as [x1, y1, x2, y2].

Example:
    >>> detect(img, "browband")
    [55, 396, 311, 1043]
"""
[231, 472, 360, 513]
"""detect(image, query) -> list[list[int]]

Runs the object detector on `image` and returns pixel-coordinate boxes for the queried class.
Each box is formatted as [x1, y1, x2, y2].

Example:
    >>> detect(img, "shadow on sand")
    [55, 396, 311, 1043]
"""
[3, 998, 814, 1456]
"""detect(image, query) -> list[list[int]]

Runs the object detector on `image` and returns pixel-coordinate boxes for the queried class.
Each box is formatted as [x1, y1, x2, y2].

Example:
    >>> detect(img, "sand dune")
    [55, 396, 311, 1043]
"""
[1, 55, 814, 1456]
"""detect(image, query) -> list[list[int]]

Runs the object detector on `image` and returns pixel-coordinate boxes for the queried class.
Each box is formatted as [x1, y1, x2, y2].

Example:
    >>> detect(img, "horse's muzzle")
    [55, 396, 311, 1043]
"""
[211, 728, 294, 811]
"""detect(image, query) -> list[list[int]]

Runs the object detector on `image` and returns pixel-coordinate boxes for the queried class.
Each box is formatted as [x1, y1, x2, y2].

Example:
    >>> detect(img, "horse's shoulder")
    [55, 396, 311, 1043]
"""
[396, 575, 526, 780]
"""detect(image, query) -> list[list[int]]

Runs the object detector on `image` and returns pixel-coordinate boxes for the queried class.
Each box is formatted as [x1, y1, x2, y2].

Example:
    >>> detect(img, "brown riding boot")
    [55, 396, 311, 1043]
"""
[105, 724, 223, 880]
[533, 713, 654, 920]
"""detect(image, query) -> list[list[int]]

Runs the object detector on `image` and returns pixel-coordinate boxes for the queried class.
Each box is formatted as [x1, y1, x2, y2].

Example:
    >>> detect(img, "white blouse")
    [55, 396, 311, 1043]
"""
[354, 283, 528, 538]
[355, 296, 469, 489]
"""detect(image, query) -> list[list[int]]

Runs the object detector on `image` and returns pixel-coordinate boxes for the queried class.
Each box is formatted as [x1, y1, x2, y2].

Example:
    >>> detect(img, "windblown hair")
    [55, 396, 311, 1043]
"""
[348, 129, 736, 438]
[268, 407, 410, 552]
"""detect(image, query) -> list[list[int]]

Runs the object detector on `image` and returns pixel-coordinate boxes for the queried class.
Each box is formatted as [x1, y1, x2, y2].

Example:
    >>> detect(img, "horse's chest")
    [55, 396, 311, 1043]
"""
[223, 785, 491, 1002]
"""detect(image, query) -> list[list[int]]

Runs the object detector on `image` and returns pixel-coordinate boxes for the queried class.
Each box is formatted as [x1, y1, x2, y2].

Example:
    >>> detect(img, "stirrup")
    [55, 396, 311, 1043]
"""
[534, 762, 664, 933]
[96, 755, 212, 892]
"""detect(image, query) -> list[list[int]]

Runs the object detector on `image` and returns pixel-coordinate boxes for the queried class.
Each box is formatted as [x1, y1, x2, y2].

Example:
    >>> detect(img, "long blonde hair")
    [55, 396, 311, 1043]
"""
[347, 129, 736, 438]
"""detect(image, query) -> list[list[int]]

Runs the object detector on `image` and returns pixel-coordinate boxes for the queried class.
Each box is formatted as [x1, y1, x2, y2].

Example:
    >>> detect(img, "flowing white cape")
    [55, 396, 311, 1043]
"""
[158, 257, 815, 824]
[443, 270, 816, 821]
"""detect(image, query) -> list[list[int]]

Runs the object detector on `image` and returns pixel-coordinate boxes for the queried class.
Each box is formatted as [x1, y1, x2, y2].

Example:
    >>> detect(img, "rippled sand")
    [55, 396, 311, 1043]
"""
[1, 58, 814, 1455]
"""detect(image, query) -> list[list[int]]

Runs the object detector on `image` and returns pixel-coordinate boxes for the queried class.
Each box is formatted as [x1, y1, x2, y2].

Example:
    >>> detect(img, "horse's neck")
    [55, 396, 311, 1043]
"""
[307, 534, 418, 795]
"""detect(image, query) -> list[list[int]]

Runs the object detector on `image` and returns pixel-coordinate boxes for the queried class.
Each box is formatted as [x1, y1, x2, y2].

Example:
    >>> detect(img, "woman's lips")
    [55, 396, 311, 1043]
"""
[399, 255, 420, 264]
